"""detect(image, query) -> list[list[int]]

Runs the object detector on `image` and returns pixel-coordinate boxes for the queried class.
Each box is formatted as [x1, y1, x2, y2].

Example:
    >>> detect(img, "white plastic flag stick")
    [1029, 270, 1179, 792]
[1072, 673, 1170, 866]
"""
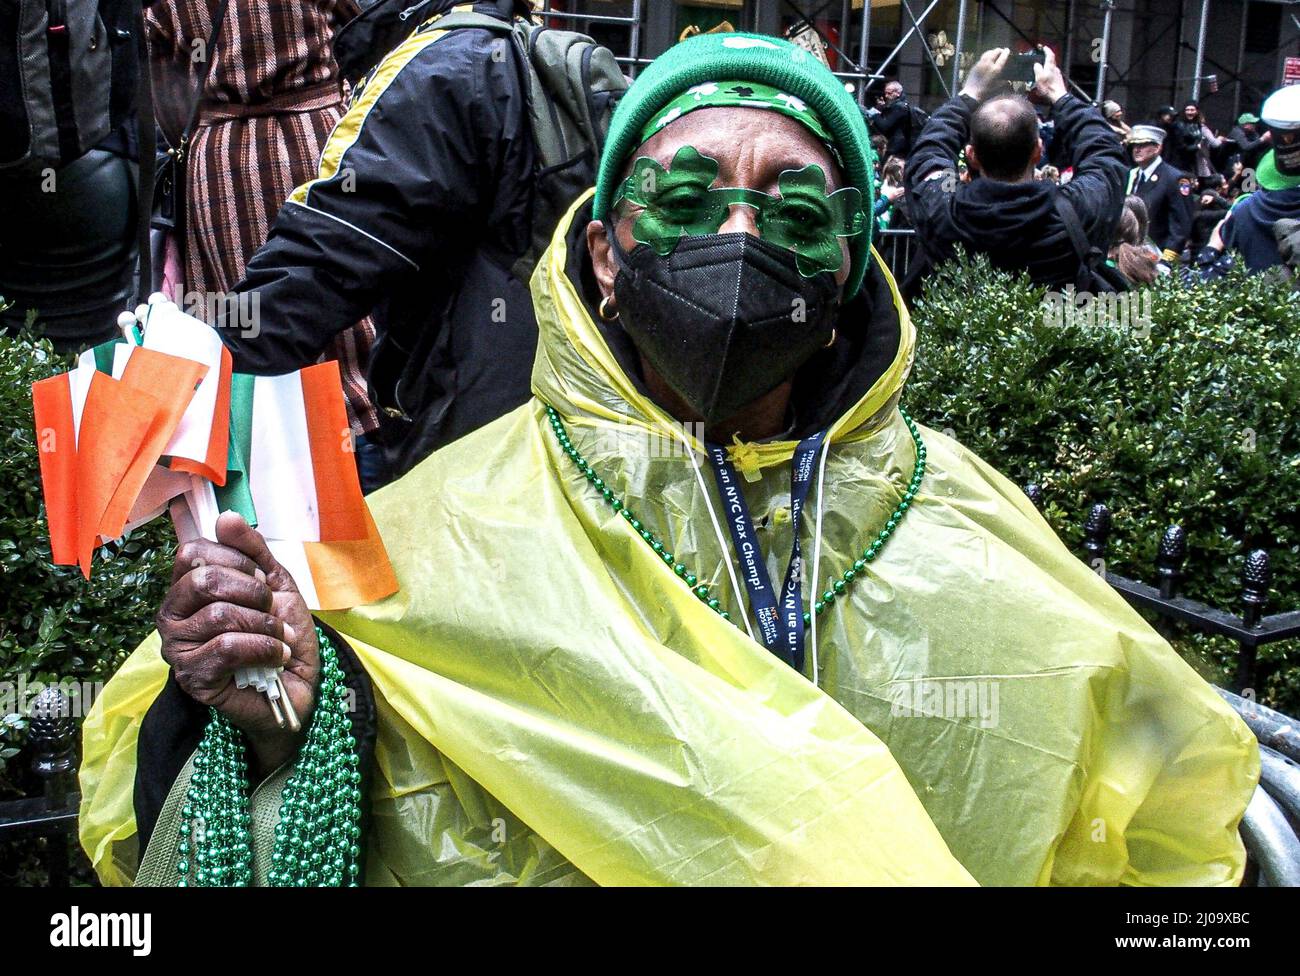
[276, 674, 301, 733]
[170, 496, 288, 729]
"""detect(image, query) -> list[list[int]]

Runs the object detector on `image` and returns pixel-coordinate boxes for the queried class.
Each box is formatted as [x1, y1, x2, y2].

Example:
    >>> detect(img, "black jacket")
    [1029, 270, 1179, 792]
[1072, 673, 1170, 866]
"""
[217, 1, 537, 479]
[870, 97, 916, 159]
[1227, 124, 1269, 171]
[1128, 159, 1195, 257]
[904, 93, 1127, 292]
[1190, 191, 1230, 251]
[1165, 119, 1203, 173]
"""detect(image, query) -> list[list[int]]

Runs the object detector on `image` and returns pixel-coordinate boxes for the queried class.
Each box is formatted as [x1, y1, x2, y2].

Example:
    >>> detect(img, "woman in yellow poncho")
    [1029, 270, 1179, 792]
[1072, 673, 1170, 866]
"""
[79, 31, 1256, 887]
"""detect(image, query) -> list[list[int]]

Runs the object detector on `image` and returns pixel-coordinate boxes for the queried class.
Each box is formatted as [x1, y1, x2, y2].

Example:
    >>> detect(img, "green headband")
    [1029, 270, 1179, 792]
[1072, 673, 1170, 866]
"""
[639, 80, 842, 165]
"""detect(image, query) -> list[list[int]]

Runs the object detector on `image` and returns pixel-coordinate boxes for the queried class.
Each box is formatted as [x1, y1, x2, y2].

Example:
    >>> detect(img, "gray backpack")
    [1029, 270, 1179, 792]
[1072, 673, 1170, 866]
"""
[352, 6, 627, 282]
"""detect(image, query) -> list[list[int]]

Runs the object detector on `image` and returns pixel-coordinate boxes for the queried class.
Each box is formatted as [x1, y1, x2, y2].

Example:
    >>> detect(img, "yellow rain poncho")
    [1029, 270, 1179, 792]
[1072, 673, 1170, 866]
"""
[80, 192, 1257, 886]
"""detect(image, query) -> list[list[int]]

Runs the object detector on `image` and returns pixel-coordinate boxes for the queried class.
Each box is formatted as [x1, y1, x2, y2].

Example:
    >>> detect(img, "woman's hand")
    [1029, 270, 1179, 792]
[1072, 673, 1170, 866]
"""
[157, 512, 320, 773]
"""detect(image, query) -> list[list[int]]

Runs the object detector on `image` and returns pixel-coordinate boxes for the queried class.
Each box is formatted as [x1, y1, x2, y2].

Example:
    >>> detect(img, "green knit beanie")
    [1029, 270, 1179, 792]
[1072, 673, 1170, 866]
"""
[593, 32, 877, 299]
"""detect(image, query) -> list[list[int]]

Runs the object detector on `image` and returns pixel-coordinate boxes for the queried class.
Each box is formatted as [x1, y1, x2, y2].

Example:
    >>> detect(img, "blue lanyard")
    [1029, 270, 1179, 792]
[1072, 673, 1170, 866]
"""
[705, 432, 826, 672]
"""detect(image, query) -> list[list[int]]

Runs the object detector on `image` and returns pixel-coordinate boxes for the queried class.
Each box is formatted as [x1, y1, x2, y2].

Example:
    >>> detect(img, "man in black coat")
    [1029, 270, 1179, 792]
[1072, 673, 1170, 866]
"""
[214, 1, 561, 484]
[866, 80, 917, 159]
[904, 47, 1127, 294]
[1124, 124, 1195, 264]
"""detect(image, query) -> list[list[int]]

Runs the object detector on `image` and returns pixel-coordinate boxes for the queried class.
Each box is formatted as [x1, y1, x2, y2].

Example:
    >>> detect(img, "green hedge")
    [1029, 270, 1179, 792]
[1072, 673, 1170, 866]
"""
[0, 331, 173, 883]
[904, 252, 1300, 713]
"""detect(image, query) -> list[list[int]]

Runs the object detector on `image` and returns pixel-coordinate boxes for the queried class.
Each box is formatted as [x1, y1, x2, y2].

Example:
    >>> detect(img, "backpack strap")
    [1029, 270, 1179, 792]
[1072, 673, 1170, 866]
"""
[174, 0, 233, 165]
[421, 8, 516, 35]
[134, 7, 156, 304]
[1054, 190, 1105, 292]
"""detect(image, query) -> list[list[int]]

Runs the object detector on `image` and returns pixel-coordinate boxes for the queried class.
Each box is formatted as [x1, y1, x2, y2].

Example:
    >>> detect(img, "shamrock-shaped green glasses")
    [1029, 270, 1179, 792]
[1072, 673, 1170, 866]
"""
[612, 145, 866, 277]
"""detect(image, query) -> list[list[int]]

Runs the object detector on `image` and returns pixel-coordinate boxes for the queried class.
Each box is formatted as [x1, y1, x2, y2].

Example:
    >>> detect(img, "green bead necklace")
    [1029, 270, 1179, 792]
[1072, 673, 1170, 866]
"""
[176, 626, 363, 887]
[543, 404, 926, 633]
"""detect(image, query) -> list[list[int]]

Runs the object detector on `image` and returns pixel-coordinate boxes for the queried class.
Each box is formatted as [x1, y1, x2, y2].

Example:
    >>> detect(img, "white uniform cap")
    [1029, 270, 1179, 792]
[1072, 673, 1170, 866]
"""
[1261, 85, 1300, 131]
[1125, 124, 1165, 146]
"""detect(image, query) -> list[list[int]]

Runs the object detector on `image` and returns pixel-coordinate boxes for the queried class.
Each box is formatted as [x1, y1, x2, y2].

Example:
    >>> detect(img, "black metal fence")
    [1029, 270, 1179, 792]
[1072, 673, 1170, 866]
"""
[0, 687, 80, 885]
[2, 488, 1297, 884]
[1021, 484, 1300, 886]
[877, 227, 918, 283]
[1026, 489, 1300, 696]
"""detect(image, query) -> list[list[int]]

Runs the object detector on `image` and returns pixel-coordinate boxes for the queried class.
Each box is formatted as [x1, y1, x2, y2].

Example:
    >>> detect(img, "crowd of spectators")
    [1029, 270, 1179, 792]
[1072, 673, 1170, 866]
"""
[861, 53, 1300, 292]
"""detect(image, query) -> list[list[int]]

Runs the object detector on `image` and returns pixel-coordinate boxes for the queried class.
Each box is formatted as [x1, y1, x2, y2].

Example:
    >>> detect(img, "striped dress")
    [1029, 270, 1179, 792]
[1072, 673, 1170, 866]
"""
[145, 0, 380, 434]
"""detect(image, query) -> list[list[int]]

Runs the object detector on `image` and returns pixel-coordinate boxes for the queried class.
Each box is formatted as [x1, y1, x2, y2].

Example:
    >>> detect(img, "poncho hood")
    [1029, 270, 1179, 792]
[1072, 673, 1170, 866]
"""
[532, 190, 914, 470]
[79, 193, 1258, 888]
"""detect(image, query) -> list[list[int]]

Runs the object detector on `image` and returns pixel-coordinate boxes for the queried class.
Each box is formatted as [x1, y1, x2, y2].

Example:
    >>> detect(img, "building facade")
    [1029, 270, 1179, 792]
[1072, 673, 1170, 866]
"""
[536, 0, 1300, 130]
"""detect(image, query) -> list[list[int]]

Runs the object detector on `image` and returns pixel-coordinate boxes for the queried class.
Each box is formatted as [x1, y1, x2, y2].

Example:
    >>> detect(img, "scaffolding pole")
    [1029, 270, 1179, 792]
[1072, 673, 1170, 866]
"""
[951, 0, 969, 92]
[1234, 0, 1249, 118]
[1192, 0, 1212, 101]
[858, 0, 873, 105]
[899, 0, 951, 96]
[540, 0, 645, 75]
[1063, 0, 1076, 88]
[1095, 0, 1114, 104]
[869, 0, 944, 84]
[840, 0, 854, 83]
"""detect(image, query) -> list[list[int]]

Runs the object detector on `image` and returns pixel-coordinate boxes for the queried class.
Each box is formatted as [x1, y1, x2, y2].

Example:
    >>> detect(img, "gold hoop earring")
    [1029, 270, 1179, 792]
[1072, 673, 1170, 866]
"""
[598, 295, 620, 321]
[824, 328, 837, 349]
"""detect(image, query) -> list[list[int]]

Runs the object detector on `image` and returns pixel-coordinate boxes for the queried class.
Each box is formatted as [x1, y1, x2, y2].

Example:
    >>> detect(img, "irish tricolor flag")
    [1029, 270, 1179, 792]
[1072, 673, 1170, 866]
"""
[173, 361, 397, 610]
[32, 299, 397, 611]
[33, 338, 213, 576]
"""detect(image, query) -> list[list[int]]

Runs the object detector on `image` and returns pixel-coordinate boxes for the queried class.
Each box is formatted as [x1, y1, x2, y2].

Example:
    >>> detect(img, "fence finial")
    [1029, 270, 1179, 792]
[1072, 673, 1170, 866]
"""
[1083, 503, 1111, 564]
[1156, 525, 1187, 599]
[28, 687, 75, 811]
[1242, 549, 1272, 629]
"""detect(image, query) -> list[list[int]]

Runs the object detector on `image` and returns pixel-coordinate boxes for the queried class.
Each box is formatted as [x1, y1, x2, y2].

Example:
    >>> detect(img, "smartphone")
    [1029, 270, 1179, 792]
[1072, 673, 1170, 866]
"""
[1006, 47, 1046, 85]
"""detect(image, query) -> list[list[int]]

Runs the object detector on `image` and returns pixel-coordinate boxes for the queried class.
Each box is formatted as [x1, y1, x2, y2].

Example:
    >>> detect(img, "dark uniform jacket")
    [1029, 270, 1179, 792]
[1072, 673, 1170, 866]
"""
[217, 0, 538, 480]
[1127, 158, 1195, 258]
[904, 92, 1127, 292]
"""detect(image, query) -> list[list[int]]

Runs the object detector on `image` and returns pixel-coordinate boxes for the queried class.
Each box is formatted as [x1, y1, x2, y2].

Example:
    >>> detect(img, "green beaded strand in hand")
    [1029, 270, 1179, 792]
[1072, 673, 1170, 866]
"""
[176, 627, 362, 887]
[544, 403, 926, 631]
